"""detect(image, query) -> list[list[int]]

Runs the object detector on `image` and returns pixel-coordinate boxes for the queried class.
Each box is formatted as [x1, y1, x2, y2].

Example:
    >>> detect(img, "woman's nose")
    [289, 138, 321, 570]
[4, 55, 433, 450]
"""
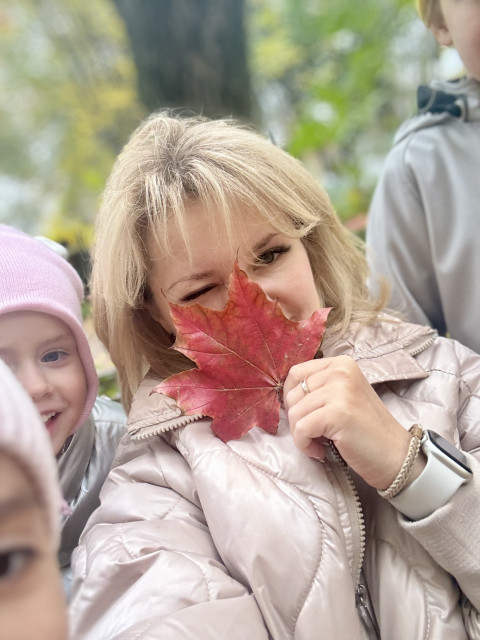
[248, 276, 289, 316]
[216, 290, 230, 311]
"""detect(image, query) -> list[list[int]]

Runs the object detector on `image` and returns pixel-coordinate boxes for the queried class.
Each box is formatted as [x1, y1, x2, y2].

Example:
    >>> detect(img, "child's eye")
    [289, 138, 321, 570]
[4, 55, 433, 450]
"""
[41, 350, 66, 363]
[0, 548, 35, 584]
[255, 245, 290, 266]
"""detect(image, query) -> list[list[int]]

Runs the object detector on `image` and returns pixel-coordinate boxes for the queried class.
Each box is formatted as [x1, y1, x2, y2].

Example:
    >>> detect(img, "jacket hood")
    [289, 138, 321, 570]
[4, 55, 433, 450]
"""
[127, 316, 436, 440]
[394, 76, 480, 145]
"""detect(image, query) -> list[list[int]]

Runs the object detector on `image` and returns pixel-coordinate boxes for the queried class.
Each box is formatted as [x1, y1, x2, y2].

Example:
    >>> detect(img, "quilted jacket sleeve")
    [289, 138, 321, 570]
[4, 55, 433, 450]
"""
[69, 434, 269, 640]
[399, 339, 480, 635]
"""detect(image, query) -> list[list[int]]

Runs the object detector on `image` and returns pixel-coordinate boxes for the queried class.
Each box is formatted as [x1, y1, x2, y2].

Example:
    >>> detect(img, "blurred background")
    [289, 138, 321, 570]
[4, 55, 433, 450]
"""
[0, 0, 463, 391]
[0, 0, 463, 243]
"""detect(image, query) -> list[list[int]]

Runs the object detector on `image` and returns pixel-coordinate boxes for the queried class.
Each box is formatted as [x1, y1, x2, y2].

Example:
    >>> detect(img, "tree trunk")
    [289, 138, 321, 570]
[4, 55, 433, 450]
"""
[113, 0, 252, 119]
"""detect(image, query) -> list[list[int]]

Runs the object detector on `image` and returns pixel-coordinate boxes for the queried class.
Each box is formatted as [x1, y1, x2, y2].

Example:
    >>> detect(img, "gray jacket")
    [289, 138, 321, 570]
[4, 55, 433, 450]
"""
[367, 77, 480, 353]
[58, 395, 126, 597]
[69, 318, 480, 639]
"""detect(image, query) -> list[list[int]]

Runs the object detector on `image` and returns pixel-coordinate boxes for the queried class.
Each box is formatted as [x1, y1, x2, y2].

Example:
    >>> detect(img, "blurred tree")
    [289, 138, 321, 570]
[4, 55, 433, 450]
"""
[0, 0, 144, 241]
[113, 0, 252, 119]
[0, 0, 439, 236]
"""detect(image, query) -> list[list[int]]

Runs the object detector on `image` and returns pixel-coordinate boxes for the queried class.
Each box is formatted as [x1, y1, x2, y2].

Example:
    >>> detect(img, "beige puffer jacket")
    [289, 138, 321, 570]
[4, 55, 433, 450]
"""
[69, 318, 480, 639]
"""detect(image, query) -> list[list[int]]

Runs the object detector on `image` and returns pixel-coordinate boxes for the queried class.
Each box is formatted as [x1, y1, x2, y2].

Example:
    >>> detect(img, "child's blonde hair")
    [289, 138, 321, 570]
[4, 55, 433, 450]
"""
[91, 111, 386, 409]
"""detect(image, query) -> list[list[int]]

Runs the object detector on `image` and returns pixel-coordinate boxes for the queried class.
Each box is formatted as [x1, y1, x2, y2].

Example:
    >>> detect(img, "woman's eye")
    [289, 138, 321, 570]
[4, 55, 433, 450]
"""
[255, 245, 290, 266]
[0, 548, 34, 583]
[180, 285, 215, 303]
[41, 350, 65, 364]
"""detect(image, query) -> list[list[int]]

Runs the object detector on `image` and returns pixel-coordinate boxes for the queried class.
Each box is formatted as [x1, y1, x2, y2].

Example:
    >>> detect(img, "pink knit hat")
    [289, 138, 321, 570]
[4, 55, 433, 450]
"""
[0, 358, 62, 544]
[0, 224, 98, 433]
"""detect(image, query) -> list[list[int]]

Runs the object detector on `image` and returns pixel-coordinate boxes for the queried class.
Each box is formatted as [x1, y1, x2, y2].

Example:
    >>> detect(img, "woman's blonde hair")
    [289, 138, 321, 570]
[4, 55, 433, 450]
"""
[91, 111, 386, 409]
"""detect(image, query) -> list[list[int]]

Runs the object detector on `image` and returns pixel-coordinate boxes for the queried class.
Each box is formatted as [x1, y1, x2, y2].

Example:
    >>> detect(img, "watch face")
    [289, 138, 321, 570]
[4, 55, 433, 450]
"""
[426, 430, 472, 473]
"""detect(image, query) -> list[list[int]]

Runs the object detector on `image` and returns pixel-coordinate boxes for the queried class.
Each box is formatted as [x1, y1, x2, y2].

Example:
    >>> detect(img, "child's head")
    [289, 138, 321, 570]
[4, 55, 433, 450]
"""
[0, 358, 68, 640]
[0, 225, 98, 454]
[91, 112, 384, 408]
[416, 0, 480, 81]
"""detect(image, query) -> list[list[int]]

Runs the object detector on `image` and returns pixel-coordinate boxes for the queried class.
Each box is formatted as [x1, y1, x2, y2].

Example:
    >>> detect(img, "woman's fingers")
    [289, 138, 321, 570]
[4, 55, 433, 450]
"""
[284, 355, 411, 489]
[284, 357, 337, 411]
[284, 356, 336, 403]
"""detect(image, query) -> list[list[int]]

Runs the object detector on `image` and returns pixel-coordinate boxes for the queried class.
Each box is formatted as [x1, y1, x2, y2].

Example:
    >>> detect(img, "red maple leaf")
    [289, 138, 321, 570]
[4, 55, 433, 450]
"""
[154, 261, 330, 442]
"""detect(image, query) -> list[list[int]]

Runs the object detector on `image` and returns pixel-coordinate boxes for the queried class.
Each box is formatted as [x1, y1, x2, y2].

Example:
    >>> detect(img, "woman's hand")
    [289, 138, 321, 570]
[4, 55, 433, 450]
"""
[283, 355, 413, 490]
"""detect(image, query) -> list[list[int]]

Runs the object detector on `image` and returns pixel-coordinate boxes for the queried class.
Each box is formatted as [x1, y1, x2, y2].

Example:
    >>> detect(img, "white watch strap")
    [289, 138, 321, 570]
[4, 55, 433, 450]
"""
[389, 444, 468, 520]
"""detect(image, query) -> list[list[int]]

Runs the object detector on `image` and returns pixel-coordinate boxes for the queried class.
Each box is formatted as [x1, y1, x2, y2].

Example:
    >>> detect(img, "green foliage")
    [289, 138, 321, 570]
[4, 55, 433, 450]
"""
[248, 0, 434, 222]
[1, 0, 439, 232]
[98, 370, 122, 401]
[0, 0, 145, 238]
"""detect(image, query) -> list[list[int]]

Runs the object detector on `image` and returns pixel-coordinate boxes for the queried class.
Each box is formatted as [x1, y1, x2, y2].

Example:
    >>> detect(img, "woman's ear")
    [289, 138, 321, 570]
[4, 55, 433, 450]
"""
[430, 16, 454, 47]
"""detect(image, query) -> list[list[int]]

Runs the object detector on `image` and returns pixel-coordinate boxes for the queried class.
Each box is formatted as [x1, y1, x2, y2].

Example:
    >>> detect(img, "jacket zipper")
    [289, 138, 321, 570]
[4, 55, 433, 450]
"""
[327, 442, 380, 639]
[407, 333, 436, 357]
[319, 331, 433, 637]
[326, 443, 365, 586]
[348, 330, 435, 637]
[129, 413, 204, 440]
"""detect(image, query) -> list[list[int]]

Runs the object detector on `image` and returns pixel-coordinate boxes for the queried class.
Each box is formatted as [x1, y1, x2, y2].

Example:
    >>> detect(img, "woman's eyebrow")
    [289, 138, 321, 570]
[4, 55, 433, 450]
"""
[167, 270, 217, 292]
[251, 233, 279, 254]
[0, 492, 37, 520]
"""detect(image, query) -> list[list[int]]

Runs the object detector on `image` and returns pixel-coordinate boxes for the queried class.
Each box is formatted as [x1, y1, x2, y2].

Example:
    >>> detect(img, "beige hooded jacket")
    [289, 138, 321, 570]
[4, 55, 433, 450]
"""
[69, 318, 480, 639]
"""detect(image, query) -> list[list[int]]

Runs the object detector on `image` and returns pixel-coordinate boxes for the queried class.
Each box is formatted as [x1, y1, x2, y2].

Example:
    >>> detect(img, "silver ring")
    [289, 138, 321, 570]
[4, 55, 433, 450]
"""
[300, 378, 310, 395]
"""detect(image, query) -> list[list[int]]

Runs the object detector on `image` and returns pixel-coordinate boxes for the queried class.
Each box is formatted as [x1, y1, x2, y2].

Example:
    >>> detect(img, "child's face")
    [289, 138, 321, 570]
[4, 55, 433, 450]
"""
[146, 203, 322, 334]
[0, 312, 87, 455]
[0, 452, 68, 640]
[435, 0, 480, 80]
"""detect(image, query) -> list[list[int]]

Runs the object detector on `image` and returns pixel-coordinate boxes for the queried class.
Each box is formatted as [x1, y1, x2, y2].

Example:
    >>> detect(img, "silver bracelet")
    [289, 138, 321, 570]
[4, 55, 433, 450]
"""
[378, 424, 424, 500]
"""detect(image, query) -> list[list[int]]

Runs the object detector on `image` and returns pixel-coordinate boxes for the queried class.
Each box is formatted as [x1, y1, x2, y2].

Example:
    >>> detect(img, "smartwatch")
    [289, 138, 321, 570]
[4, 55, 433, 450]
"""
[389, 430, 473, 520]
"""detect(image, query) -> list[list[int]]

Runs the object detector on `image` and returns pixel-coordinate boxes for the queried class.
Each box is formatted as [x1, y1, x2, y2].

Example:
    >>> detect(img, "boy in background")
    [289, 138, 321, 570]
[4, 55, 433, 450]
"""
[367, 0, 480, 352]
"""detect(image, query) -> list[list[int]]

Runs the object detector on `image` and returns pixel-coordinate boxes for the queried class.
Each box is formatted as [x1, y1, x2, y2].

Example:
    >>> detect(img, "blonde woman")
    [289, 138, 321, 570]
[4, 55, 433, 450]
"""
[70, 112, 480, 639]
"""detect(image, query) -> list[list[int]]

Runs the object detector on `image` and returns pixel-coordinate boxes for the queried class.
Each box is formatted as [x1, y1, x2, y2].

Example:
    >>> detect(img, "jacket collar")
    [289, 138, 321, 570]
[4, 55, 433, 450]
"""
[127, 316, 436, 438]
[127, 375, 198, 439]
[321, 315, 435, 385]
[395, 76, 480, 144]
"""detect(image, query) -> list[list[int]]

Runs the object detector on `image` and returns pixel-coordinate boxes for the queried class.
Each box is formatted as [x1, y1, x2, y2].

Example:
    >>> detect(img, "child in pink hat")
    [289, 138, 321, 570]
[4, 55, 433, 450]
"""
[0, 357, 68, 640]
[0, 224, 126, 597]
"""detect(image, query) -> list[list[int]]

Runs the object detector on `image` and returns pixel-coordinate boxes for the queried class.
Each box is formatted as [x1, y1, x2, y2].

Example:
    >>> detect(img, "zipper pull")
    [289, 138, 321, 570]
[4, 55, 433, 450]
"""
[355, 583, 380, 638]
[355, 583, 367, 608]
